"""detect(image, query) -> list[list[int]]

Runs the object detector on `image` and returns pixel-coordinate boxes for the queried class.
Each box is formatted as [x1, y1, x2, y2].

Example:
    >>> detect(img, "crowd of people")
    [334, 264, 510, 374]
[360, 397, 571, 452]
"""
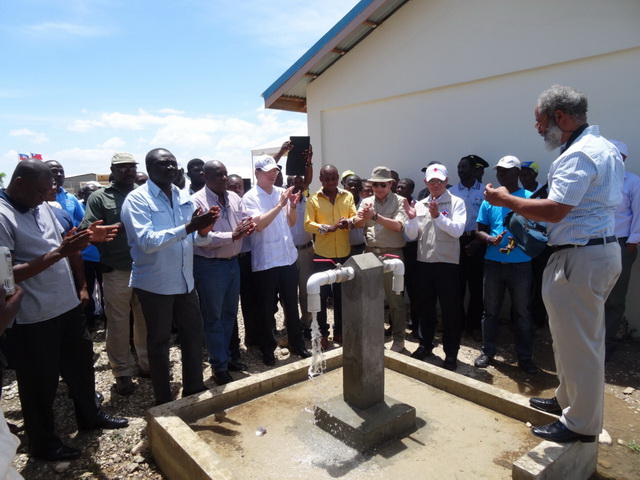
[0, 84, 636, 468]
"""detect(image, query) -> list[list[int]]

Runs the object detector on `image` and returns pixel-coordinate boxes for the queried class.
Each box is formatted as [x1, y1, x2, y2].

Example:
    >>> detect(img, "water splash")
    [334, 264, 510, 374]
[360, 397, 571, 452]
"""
[308, 312, 326, 378]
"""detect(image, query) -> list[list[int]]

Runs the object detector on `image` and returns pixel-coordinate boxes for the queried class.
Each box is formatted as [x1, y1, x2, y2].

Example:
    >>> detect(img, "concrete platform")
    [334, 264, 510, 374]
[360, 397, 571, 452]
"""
[146, 349, 598, 480]
[314, 394, 416, 452]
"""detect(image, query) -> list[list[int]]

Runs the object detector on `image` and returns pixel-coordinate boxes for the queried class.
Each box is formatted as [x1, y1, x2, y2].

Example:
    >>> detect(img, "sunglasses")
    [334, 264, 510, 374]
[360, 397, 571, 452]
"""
[372, 182, 390, 188]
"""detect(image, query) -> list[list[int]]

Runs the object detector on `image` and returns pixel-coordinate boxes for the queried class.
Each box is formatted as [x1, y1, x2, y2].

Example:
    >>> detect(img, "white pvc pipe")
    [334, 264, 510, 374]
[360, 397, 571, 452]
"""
[306, 266, 355, 313]
[382, 258, 405, 294]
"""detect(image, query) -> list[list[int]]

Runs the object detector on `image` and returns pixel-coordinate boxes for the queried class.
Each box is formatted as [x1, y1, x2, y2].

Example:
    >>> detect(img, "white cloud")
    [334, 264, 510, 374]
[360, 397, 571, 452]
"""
[9, 128, 49, 144]
[98, 137, 125, 149]
[158, 108, 186, 115]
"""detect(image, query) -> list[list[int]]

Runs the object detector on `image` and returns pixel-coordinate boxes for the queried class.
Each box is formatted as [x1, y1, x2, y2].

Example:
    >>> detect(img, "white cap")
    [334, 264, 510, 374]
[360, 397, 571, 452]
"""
[493, 155, 521, 169]
[609, 139, 628, 158]
[425, 164, 448, 181]
[255, 155, 281, 172]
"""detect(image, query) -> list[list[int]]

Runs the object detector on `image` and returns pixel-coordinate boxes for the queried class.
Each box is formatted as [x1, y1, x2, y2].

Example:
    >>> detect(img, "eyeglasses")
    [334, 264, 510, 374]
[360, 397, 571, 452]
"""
[372, 182, 390, 188]
[427, 179, 444, 185]
[114, 165, 137, 173]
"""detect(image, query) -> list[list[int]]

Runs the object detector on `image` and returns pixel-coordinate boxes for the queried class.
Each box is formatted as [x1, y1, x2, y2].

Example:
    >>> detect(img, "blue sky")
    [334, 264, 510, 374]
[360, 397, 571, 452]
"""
[0, 0, 360, 179]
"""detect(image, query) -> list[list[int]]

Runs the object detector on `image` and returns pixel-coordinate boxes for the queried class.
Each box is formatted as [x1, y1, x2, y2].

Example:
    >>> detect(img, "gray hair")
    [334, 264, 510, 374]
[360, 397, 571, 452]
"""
[537, 85, 588, 123]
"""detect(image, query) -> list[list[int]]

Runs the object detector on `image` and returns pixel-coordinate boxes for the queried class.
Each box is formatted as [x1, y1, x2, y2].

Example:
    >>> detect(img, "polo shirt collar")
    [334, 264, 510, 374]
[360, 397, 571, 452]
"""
[0, 189, 30, 214]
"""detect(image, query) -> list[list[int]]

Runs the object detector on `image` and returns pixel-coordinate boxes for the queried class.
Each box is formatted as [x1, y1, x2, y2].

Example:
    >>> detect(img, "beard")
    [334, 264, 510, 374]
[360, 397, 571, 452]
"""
[542, 120, 564, 151]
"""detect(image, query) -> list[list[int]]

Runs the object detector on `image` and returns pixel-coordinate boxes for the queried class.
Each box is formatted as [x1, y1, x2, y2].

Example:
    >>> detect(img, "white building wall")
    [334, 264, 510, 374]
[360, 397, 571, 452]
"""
[304, 0, 640, 333]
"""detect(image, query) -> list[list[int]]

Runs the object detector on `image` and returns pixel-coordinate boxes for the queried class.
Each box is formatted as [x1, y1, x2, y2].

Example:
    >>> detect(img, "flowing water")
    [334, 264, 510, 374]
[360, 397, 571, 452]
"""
[308, 312, 326, 378]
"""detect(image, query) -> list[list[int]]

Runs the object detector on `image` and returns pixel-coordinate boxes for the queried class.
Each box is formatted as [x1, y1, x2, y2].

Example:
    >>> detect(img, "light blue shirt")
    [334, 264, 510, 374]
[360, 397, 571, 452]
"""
[547, 125, 624, 245]
[449, 179, 485, 232]
[614, 171, 640, 244]
[121, 179, 206, 295]
[477, 188, 532, 263]
[55, 187, 85, 226]
[290, 195, 312, 247]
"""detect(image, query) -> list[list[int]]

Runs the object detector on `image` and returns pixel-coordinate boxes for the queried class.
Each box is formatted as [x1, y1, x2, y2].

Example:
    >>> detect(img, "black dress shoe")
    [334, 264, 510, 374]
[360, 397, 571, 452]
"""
[293, 347, 311, 359]
[263, 352, 276, 366]
[95, 391, 104, 407]
[115, 376, 135, 395]
[182, 386, 208, 398]
[531, 420, 596, 443]
[529, 396, 562, 415]
[442, 357, 457, 371]
[228, 359, 248, 372]
[91, 411, 129, 430]
[212, 370, 234, 386]
[474, 353, 492, 368]
[410, 345, 432, 361]
[33, 444, 81, 462]
[519, 359, 539, 375]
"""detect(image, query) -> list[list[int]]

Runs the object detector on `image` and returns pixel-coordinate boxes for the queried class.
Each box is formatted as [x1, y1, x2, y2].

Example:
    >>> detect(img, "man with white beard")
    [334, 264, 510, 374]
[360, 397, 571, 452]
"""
[485, 85, 624, 443]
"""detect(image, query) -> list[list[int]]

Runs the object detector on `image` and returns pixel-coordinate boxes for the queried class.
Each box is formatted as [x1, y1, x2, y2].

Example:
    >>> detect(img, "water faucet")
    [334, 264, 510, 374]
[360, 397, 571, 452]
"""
[381, 257, 404, 294]
[306, 265, 355, 313]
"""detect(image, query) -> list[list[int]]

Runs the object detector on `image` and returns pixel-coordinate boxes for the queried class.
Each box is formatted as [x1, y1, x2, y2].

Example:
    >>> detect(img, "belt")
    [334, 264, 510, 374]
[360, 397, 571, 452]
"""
[350, 243, 365, 249]
[365, 246, 400, 254]
[215, 256, 238, 261]
[238, 252, 249, 258]
[552, 236, 617, 251]
[295, 241, 313, 250]
[461, 231, 476, 237]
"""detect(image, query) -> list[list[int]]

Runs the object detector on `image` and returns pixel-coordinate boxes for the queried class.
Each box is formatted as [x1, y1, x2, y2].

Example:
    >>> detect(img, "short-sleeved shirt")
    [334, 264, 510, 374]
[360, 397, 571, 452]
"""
[81, 184, 134, 271]
[358, 193, 407, 249]
[0, 191, 79, 324]
[290, 195, 313, 247]
[56, 187, 85, 226]
[546, 125, 624, 245]
[614, 171, 640, 244]
[242, 185, 297, 272]
[449, 179, 485, 232]
[304, 188, 357, 258]
[477, 188, 532, 263]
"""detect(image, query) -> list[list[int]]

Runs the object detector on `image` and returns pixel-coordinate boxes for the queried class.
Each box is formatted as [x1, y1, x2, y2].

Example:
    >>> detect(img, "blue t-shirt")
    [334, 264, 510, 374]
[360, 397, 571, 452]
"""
[477, 188, 532, 263]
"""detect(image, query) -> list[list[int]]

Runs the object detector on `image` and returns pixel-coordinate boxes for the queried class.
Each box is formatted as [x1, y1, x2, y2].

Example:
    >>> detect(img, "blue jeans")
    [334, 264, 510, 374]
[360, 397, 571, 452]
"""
[193, 256, 241, 372]
[481, 260, 534, 361]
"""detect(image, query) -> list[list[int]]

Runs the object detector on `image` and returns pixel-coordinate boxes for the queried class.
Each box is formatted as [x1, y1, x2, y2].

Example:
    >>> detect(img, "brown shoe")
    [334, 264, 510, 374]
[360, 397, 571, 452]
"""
[320, 336, 329, 350]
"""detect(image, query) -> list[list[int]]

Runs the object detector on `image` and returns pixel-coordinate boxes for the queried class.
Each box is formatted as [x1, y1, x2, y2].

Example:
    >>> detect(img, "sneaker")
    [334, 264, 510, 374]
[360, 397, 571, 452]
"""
[474, 353, 492, 368]
[212, 370, 234, 386]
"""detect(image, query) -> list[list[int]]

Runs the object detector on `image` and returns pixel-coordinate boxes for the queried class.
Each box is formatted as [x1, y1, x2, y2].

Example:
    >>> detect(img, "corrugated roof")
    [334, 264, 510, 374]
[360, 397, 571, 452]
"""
[262, 0, 410, 113]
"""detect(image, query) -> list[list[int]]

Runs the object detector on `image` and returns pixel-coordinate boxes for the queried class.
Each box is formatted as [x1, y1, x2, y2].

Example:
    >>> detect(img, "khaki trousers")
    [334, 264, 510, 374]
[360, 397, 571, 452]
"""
[102, 269, 149, 377]
[542, 242, 620, 435]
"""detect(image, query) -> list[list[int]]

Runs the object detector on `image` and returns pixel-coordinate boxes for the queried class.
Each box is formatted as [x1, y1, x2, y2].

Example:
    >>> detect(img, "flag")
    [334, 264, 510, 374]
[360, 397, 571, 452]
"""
[18, 153, 29, 160]
[30, 153, 43, 160]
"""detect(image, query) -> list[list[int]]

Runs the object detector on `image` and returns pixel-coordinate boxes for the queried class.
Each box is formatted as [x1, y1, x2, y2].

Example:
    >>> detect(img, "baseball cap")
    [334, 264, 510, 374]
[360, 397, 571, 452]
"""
[425, 164, 448, 181]
[255, 156, 282, 172]
[493, 155, 521, 169]
[111, 152, 138, 165]
[520, 161, 539, 174]
[609, 139, 628, 158]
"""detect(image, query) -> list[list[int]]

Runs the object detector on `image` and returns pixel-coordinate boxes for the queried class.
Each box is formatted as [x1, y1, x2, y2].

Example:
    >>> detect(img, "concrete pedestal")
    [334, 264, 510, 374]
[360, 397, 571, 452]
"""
[314, 394, 417, 452]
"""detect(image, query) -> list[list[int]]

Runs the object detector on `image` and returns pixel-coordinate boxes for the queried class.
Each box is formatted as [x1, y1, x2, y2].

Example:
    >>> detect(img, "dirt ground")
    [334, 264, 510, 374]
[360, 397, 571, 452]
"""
[1, 308, 639, 479]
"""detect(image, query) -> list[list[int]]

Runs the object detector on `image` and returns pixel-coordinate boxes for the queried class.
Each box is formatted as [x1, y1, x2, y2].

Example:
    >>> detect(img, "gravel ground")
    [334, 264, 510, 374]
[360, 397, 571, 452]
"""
[2, 305, 639, 479]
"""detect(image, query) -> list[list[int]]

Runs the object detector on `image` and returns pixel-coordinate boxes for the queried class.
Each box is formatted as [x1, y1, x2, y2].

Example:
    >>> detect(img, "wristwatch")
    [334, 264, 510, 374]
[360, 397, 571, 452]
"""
[372, 213, 379, 222]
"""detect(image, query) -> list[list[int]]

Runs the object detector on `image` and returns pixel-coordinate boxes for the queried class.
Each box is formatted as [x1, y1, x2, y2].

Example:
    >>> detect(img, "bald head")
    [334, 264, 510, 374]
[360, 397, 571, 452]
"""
[319, 164, 339, 194]
[203, 160, 228, 195]
[7, 160, 54, 209]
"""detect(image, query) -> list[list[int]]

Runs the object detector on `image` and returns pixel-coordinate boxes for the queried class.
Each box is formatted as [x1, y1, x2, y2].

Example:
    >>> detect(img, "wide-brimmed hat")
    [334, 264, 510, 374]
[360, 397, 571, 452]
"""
[368, 166, 394, 183]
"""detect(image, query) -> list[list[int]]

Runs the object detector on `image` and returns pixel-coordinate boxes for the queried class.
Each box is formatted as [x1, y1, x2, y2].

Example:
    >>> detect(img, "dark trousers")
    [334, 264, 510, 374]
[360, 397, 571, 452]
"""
[314, 254, 349, 337]
[459, 235, 485, 331]
[402, 241, 419, 329]
[253, 263, 305, 354]
[416, 262, 463, 358]
[8, 305, 98, 455]
[239, 253, 260, 346]
[134, 289, 205, 405]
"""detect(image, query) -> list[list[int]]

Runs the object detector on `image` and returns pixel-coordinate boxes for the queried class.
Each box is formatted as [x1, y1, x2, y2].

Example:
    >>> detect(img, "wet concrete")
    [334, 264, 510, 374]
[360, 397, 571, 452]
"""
[190, 368, 540, 479]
